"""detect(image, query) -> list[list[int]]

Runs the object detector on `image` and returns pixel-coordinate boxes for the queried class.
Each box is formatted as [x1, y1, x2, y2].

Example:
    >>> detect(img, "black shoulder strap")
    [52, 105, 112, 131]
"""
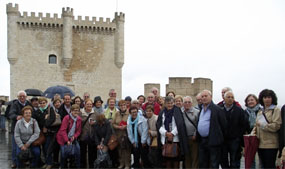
[82, 113, 93, 127]
[184, 111, 197, 129]
[262, 109, 275, 124]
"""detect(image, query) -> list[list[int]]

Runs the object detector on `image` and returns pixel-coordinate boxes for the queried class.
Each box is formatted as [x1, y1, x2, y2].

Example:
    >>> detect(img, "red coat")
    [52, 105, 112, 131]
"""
[142, 102, 161, 115]
[56, 115, 82, 145]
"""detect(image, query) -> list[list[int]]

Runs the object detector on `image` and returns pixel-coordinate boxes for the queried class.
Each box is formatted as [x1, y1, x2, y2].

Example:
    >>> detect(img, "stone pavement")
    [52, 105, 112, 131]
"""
[0, 131, 12, 169]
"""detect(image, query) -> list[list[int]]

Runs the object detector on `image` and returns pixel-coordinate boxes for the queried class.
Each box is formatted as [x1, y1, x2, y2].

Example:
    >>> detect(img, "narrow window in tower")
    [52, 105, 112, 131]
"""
[49, 54, 57, 64]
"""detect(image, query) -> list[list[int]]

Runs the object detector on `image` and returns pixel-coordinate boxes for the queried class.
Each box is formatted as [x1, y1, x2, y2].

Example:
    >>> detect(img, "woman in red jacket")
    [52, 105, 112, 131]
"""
[56, 104, 82, 168]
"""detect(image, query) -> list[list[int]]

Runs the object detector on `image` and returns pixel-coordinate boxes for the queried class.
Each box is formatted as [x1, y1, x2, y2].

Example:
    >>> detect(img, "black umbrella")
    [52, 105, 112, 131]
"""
[25, 89, 43, 96]
[43, 85, 75, 99]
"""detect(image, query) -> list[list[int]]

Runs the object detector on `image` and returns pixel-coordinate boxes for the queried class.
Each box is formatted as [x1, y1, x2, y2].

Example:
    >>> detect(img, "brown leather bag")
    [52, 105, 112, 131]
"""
[108, 134, 118, 150]
[31, 120, 46, 146]
[162, 142, 179, 158]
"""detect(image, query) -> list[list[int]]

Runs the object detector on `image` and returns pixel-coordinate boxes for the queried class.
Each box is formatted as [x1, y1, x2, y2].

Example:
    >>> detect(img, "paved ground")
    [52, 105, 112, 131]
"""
[0, 131, 12, 169]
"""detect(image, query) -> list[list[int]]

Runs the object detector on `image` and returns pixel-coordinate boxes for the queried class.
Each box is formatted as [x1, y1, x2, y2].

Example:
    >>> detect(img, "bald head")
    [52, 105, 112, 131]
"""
[147, 93, 155, 104]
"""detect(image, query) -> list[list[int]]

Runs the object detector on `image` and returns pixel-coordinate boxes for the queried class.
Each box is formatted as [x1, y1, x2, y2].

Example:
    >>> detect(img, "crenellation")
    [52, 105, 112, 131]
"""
[85, 16, 89, 21]
[46, 13, 50, 18]
[6, 3, 19, 15]
[54, 14, 58, 19]
[38, 12, 43, 18]
[114, 12, 125, 22]
[31, 12, 35, 17]
[23, 12, 28, 17]
[92, 17, 97, 22]
[62, 7, 73, 17]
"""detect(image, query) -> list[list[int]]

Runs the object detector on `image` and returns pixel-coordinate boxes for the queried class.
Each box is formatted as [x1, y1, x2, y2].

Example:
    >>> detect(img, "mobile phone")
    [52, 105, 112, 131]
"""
[89, 118, 93, 123]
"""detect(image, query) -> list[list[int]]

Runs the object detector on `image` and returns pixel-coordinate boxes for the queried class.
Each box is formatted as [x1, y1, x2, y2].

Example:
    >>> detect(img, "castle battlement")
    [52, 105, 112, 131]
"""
[6, 3, 19, 15]
[7, 3, 124, 31]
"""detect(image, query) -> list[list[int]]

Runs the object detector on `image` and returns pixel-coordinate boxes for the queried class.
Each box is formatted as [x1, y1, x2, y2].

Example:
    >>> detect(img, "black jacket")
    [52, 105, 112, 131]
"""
[32, 106, 57, 132]
[156, 105, 189, 156]
[8, 100, 31, 133]
[279, 105, 285, 157]
[58, 103, 71, 120]
[197, 101, 227, 146]
[93, 120, 112, 146]
[219, 102, 247, 140]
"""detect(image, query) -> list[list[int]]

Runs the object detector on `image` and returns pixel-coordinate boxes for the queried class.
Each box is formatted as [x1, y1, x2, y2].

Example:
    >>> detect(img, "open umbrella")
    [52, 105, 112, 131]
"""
[43, 85, 75, 99]
[25, 89, 43, 96]
[244, 135, 259, 169]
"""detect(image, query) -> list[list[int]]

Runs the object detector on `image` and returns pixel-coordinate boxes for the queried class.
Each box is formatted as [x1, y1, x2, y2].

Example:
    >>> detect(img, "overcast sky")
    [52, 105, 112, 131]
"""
[0, 0, 285, 106]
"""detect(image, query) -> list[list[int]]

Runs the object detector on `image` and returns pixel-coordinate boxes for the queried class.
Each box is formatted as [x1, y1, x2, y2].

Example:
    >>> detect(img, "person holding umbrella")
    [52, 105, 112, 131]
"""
[251, 89, 282, 168]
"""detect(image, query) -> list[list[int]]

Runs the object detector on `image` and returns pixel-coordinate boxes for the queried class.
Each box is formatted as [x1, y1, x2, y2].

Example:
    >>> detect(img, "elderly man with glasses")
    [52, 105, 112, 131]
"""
[142, 93, 161, 115]
[181, 96, 199, 169]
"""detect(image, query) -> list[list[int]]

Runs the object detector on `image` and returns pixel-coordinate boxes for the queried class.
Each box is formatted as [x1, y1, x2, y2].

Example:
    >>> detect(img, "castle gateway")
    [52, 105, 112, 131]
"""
[6, 3, 124, 100]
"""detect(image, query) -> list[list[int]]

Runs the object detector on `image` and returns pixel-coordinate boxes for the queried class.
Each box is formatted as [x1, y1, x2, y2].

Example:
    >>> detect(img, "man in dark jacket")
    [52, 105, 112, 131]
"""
[219, 91, 247, 168]
[58, 94, 72, 120]
[8, 91, 31, 168]
[197, 90, 227, 169]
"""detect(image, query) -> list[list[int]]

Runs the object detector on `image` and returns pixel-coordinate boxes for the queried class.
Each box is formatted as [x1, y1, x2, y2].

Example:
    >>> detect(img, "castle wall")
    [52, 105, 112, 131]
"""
[144, 83, 160, 97]
[7, 3, 124, 101]
[165, 77, 213, 105]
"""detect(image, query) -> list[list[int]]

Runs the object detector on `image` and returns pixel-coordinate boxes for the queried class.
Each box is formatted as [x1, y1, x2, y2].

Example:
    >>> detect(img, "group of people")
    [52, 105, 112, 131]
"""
[3, 87, 285, 169]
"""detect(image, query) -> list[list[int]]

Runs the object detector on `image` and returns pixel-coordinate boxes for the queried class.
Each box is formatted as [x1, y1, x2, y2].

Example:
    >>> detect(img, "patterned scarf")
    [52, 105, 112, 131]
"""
[246, 104, 260, 129]
[164, 107, 174, 132]
[68, 113, 77, 139]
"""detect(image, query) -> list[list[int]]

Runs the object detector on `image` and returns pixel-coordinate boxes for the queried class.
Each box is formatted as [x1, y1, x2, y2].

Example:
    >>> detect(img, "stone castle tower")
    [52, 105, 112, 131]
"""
[145, 77, 213, 105]
[6, 3, 125, 100]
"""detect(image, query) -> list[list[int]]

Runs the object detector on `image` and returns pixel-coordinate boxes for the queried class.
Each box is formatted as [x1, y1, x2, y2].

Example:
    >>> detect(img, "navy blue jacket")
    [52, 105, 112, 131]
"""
[197, 101, 227, 146]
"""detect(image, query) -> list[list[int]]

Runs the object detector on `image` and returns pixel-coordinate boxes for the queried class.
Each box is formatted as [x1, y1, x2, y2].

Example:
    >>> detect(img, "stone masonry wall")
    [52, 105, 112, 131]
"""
[7, 3, 124, 101]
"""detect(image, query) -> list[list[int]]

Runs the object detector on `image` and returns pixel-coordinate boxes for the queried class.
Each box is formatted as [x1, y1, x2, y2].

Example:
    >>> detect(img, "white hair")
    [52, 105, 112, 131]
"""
[183, 96, 193, 103]
[131, 99, 139, 104]
[201, 89, 212, 96]
[196, 92, 201, 97]
[151, 87, 158, 92]
[17, 90, 27, 97]
[224, 91, 234, 98]
[222, 87, 232, 92]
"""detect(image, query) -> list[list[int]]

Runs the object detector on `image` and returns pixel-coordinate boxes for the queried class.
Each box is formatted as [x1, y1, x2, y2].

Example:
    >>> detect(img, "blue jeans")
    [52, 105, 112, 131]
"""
[199, 137, 221, 169]
[16, 145, 40, 168]
[11, 134, 17, 165]
[221, 138, 241, 168]
[44, 135, 53, 165]
[60, 141, 80, 168]
[0, 115, 5, 129]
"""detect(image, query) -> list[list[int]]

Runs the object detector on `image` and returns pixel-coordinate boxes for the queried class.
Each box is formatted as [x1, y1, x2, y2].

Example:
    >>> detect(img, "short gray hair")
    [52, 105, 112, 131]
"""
[183, 96, 193, 103]
[17, 91, 27, 97]
[222, 87, 232, 92]
[224, 91, 234, 98]
[201, 89, 212, 96]
[165, 96, 174, 103]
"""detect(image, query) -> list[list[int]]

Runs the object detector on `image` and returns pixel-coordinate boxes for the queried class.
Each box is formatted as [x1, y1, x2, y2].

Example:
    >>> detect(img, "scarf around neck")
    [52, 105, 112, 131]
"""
[68, 113, 78, 139]
[246, 104, 260, 129]
[128, 115, 139, 146]
[39, 105, 48, 113]
[164, 107, 174, 132]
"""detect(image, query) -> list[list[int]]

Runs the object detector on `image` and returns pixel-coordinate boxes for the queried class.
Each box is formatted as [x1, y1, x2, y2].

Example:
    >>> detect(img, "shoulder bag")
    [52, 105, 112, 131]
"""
[47, 106, 61, 127]
[32, 120, 46, 146]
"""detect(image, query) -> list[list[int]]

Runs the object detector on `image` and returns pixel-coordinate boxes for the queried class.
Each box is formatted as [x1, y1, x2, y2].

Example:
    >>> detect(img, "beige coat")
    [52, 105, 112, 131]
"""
[113, 110, 129, 139]
[253, 107, 282, 149]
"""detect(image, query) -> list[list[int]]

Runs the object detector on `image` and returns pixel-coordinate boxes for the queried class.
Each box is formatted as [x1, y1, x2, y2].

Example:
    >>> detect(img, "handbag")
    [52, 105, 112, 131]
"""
[150, 136, 158, 147]
[162, 141, 179, 158]
[31, 120, 46, 146]
[108, 134, 118, 150]
[17, 148, 34, 161]
[47, 106, 61, 127]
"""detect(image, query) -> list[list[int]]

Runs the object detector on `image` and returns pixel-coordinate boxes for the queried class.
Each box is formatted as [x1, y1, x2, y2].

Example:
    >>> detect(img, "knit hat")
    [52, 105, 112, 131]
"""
[125, 96, 132, 101]
[94, 96, 103, 104]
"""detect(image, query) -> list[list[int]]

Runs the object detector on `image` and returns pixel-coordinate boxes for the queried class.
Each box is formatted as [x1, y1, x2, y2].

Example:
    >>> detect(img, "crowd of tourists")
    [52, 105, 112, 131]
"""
[0, 87, 285, 169]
